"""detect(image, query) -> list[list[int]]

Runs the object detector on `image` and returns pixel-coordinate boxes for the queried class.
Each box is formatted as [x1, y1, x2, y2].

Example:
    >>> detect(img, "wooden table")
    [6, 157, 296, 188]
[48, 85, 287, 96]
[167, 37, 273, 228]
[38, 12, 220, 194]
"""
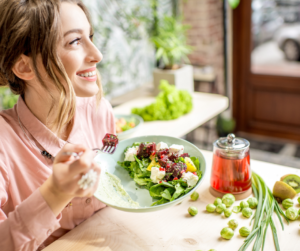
[113, 92, 229, 138]
[44, 150, 300, 251]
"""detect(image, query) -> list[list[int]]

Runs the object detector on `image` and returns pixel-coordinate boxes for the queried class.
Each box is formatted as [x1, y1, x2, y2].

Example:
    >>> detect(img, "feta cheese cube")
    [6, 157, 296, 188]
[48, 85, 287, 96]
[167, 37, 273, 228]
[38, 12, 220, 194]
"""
[181, 172, 199, 187]
[150, 166, 165, 183]
[156, 142, 169, 151]
[124, 146, 139, 161]
[169, 144, 184, 155]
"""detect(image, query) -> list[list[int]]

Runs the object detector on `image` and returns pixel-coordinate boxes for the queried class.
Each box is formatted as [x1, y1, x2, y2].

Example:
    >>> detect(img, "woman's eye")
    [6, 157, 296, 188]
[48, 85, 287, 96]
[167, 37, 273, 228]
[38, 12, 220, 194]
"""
[69, 38, 81, 45]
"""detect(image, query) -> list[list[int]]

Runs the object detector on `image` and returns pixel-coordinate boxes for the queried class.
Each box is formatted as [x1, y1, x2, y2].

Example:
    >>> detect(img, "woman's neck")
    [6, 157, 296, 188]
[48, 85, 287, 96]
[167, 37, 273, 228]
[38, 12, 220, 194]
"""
[24, 86, 72, 141]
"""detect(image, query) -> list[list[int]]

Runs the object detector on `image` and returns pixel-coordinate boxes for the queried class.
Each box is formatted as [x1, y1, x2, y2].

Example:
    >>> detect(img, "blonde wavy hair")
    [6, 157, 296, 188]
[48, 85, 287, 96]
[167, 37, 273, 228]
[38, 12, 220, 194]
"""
[0, 0, 103, 136]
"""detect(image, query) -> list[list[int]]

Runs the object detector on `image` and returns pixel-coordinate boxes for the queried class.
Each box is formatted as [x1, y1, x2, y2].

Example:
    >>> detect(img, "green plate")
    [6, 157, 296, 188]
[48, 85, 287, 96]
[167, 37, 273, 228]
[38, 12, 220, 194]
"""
[115, 114, 144, 140]
[93, 135, 206, 213]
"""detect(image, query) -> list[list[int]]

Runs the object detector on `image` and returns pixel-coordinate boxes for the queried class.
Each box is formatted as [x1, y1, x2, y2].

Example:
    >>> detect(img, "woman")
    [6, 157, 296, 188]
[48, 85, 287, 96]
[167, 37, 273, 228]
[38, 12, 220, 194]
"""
[0, 0, 115, 250]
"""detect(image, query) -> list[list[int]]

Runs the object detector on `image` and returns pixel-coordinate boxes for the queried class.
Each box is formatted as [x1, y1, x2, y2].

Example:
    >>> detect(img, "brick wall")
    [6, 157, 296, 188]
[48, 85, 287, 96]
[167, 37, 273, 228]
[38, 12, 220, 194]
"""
[181, 0, 225, 95]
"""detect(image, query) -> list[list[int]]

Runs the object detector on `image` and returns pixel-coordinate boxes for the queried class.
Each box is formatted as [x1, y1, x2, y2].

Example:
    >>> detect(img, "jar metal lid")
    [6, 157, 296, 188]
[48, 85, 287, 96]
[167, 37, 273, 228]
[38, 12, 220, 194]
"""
[216, 133, 250, 151]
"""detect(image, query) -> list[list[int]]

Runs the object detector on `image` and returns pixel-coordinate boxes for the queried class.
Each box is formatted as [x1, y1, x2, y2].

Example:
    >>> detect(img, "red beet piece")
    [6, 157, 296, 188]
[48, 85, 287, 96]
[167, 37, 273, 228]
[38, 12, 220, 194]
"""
[168, 153, 179, 162]
[157, 148, 169, 158]
[137, 142, 156, 159]
[167, 162, 187, 179]
[102, 133, 119, 146]
[180, 153, 190, 158]
[158, 155, 171, 167]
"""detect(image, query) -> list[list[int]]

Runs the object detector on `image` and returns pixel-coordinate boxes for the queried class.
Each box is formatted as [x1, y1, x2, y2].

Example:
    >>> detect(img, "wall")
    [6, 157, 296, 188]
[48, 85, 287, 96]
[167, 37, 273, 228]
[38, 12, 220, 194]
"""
[181, 0, 225, 95]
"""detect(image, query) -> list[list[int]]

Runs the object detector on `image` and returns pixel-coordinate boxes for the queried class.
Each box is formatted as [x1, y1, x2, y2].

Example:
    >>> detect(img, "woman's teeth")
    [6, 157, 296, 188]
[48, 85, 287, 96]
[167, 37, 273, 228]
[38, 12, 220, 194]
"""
[77, 71, 96, 77]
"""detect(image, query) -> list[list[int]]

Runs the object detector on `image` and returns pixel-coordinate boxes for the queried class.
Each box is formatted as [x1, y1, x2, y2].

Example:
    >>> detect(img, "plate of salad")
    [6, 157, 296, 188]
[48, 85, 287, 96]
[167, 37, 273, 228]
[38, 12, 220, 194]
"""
[115, 114, 143, 140]
[93, 135, 206, 213]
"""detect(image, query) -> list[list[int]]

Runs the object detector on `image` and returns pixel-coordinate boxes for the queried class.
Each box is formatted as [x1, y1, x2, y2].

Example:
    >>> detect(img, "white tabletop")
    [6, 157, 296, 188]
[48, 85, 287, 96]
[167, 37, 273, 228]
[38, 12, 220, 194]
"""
[44, 150, 300, 251]
[113, 92, 229, 138]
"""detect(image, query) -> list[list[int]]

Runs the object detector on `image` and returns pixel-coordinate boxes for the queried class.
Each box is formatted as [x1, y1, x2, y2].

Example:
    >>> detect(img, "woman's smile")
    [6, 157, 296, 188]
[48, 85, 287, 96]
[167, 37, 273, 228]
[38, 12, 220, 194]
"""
[76, 67, 97, 82]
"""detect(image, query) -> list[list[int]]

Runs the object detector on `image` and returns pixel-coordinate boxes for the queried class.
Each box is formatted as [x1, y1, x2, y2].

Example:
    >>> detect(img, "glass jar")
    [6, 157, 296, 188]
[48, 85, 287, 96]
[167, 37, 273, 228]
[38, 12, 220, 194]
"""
[210, 133, 251, 194]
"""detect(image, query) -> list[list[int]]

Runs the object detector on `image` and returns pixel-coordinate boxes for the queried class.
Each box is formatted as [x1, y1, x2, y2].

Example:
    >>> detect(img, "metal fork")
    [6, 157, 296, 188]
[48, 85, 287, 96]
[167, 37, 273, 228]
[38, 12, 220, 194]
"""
[93, 133, 119, 154]
[63, 133, 119, 158]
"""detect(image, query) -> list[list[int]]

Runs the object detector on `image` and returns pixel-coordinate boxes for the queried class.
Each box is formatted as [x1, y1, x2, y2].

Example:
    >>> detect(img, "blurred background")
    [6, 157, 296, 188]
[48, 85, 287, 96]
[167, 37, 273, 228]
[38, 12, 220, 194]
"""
[1, 0, 300, 168]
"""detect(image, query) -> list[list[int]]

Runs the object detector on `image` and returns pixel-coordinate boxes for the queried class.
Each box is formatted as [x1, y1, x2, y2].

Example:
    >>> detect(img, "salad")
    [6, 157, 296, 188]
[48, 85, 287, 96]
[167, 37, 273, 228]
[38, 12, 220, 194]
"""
[118, 141, 202, 206]
[115, 117, 136, 133]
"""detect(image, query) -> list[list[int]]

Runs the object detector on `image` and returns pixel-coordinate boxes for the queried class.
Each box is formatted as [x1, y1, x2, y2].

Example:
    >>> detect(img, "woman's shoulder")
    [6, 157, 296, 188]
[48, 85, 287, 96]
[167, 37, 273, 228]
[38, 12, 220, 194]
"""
[0, 107, 18, 136]
[76, 96, 113, 113]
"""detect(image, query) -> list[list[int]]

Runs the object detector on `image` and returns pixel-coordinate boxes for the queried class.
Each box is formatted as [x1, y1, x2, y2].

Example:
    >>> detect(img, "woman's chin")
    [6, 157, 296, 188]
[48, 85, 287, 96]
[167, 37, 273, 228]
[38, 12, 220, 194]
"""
[74, 84, 99, 97]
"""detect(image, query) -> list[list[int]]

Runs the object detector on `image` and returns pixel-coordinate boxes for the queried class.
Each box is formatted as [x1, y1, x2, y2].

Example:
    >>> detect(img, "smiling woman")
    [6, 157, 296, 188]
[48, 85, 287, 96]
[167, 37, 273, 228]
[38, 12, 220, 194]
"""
[0, 0, 116, 250]
[58, 2, 103, 99]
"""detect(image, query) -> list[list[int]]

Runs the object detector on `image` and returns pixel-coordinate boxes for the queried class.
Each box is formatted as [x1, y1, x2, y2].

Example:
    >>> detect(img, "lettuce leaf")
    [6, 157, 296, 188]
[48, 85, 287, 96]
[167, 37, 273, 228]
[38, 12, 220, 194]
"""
[161, 187, 175, 201]
[149, 182, 174, 199]
[170, 183, 185, 201]
[133, 175, 152, 186]
[190, 156, 202, 178]
[151, 198, 169, 206]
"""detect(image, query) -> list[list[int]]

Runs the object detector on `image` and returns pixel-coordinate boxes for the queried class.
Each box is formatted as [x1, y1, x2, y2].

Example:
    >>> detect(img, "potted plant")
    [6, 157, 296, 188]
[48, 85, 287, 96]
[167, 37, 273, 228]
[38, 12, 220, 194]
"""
[150, 15, 194, 95]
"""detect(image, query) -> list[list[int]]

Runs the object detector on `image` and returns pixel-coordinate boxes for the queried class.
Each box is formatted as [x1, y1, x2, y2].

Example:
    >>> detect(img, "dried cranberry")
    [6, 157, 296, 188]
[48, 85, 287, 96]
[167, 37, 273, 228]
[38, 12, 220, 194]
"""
[173, 177, 178, 180]
[193, 172, 197, 175]
[159, 167, 165, 171]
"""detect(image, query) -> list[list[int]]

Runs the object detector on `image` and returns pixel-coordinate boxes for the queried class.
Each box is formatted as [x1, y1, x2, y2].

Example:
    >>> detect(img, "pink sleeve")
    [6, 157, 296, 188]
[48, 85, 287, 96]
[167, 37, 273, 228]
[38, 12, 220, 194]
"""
[0, 162, 61, 251]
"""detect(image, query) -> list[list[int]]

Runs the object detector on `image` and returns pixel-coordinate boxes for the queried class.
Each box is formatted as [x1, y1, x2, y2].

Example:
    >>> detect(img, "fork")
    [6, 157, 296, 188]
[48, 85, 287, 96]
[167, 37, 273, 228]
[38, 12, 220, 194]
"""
[65, 133, 119, 190]
[93, 133, 119, 154]
[64, 133, 119, 158]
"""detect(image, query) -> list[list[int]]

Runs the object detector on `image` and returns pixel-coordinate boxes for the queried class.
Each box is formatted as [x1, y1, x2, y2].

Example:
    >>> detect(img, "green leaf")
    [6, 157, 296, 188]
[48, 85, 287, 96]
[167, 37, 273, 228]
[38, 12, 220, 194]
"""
[170, 183, 184, 201]
[151, 198, 169, 206]
[190, 157, 202, 178]
[161, 187, 175, 201]
[133, 176, 149, 186]
[149, 184, 165, 199]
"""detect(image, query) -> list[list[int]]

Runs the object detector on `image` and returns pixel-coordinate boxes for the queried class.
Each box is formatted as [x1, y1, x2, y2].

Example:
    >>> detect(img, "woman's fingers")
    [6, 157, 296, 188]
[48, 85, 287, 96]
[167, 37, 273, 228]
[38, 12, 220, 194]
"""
[68, 148, 96, 176]
[54, 143, 87, 164]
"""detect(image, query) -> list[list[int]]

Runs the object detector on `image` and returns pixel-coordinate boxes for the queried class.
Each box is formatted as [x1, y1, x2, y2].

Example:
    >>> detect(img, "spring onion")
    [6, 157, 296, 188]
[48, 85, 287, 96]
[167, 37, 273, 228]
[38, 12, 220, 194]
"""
[238, 172, 288, 251]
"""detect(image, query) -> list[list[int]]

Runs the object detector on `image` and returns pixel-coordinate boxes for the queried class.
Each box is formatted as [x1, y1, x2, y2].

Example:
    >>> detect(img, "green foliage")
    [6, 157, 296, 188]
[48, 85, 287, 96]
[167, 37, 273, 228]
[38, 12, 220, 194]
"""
[0, 88, 18, 110]
[151, 15, 193, 68]
[228, 0, 240, 9]
[216, 114, 236, 137]
[131, 80, 193, 121]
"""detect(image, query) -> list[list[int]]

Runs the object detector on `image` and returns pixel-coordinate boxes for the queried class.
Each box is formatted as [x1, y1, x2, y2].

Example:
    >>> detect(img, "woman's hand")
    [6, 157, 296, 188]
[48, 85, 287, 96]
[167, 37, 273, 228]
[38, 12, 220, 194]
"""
[40, 144, 101, 216]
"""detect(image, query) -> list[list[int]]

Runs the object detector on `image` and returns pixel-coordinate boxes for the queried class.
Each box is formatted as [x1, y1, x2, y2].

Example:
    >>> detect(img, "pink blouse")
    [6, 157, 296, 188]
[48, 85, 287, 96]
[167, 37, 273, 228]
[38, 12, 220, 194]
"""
[0, 96, 116, 250]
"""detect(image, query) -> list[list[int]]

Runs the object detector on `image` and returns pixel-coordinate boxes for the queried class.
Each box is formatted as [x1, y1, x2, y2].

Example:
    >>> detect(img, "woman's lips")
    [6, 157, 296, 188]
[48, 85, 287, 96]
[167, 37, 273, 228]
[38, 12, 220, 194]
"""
[77, 75, 97, 82]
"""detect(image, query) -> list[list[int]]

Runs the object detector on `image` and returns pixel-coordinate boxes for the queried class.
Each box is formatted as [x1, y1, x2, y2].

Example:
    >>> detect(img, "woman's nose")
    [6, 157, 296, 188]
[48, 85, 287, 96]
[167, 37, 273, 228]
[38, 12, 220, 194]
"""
[85, 41, 103, 64]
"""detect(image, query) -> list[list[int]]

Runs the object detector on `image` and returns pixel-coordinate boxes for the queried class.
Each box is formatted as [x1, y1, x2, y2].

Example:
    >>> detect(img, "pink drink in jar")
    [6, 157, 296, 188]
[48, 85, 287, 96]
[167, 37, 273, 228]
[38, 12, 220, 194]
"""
[210, 134, 251, 194]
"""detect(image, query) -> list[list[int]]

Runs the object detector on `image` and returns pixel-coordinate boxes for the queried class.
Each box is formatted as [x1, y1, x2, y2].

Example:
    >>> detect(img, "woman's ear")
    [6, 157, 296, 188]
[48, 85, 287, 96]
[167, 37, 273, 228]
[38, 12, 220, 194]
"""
[12, 54, 35, 81]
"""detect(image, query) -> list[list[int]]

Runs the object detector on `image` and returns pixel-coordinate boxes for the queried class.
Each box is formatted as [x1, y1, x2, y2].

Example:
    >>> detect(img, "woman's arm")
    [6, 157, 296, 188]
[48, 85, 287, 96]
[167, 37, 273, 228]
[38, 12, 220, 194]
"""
[0, 144, 101, 250]
[0, 188, 62, 251]
[40, 144, 100, 216]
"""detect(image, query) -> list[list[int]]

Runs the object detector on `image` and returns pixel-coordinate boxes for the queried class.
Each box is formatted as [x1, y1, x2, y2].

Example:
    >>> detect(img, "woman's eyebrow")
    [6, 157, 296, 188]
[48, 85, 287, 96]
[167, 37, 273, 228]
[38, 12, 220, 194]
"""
[63, 29, 83, 37]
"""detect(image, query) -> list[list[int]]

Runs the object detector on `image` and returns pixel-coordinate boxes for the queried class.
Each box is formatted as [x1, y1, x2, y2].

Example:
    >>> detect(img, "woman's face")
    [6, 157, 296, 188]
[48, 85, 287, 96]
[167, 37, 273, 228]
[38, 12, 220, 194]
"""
[57, 2, 102, 97]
